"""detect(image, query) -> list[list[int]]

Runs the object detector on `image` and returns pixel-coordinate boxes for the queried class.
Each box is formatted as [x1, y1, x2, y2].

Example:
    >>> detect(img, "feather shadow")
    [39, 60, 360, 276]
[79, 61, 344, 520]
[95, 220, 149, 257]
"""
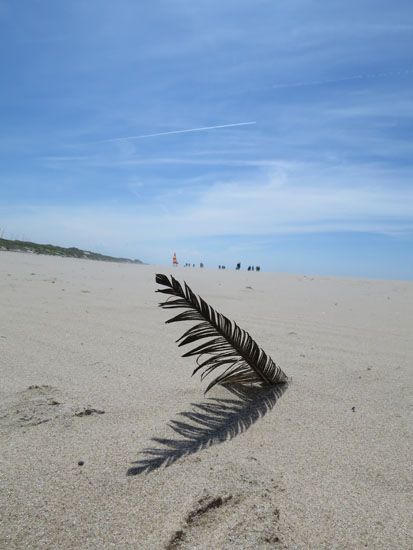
[127, 382, 288, 476]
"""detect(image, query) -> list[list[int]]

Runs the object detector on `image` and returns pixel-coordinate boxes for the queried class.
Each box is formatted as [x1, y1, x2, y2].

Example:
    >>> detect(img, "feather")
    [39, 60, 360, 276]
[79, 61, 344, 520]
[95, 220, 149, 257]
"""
[156, 274, 288, 392]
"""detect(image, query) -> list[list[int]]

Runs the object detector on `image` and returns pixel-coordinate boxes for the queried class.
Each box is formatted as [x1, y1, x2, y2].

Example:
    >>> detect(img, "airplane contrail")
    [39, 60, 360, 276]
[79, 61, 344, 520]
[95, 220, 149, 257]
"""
[269, 68, 413, 90]
[100, 121, 256, 142]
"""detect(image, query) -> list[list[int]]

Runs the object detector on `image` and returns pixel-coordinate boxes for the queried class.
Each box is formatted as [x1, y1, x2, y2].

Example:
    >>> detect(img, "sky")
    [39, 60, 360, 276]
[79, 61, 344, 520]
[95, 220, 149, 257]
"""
[1, 0, 413, 279]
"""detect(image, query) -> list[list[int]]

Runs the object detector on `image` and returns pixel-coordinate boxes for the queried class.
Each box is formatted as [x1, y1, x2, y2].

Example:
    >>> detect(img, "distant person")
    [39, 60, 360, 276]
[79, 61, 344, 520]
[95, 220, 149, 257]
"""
[247, 266, 251, 271]
[218, 265, 221, 269]
[236, 262, 241, 270]
[200, 262, 204, 268]
[256, 266, 260, 272]
[252, 266, 255, 271]
[222, 265, 225, 270]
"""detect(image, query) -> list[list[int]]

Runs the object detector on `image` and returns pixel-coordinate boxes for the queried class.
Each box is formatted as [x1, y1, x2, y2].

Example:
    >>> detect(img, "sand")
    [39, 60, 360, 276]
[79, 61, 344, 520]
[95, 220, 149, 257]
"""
[0, 251, 412, 549]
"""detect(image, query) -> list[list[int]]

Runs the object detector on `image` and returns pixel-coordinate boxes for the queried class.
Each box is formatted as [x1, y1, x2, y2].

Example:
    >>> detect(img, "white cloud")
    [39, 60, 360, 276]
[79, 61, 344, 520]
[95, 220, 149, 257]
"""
[2, 164, 412, 262]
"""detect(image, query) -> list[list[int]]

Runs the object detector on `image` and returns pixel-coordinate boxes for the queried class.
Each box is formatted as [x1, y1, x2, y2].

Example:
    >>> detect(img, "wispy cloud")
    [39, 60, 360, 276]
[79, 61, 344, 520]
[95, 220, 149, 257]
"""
[3, 164, 412, 241]
[42, 155, 286, 168]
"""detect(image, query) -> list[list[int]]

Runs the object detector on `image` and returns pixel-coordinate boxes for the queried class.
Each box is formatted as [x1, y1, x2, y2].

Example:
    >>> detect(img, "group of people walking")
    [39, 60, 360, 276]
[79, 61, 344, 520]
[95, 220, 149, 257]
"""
[177, 255, 261, 271]
[236, 263, 261, 271]
[183, 262, 261, 271]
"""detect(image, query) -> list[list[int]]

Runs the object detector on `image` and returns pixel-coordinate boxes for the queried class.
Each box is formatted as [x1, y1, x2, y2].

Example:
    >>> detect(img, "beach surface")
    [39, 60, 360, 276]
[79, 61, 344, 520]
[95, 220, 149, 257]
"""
[1, 251, 412, 549]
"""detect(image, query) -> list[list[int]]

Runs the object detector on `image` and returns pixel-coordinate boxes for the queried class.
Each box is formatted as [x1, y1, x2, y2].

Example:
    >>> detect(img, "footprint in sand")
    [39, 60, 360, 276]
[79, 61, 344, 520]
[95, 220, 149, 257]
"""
[165, 462, 284, 549]
[0, 385, 105, 431]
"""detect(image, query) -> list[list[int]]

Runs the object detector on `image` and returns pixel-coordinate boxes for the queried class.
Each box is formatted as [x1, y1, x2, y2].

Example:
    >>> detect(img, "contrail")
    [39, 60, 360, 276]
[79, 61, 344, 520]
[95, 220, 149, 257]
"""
[269, 68, 413, 90]
[100, 121, 256, 143]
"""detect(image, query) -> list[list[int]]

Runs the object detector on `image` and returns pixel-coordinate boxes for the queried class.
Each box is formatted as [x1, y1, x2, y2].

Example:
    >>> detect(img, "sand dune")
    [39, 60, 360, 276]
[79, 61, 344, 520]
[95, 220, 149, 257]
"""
[0, 251, 412, 549]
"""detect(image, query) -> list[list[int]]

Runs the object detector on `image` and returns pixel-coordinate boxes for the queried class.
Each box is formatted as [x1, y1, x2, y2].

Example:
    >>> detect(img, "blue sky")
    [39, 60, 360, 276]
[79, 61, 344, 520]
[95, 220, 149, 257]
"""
[1, 0, 413, 279]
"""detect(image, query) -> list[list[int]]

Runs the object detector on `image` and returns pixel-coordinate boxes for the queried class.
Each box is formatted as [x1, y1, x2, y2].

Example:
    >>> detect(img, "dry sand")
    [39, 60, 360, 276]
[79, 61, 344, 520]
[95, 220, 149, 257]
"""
[0, 251, 412, 549]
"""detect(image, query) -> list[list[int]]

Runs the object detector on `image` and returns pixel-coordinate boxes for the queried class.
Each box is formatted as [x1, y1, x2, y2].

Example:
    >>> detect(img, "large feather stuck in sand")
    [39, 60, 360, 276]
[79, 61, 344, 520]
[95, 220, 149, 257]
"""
[156, 274, 288, 393]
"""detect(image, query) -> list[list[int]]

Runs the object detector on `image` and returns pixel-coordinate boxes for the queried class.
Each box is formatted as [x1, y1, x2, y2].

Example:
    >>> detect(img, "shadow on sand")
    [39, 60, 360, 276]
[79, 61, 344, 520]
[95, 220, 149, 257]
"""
[127, 382, 288, 475]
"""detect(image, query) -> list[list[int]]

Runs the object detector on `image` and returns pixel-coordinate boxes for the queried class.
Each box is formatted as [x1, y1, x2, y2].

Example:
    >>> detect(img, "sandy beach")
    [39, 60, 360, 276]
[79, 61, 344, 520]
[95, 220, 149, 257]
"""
[0, 251, 412, 549]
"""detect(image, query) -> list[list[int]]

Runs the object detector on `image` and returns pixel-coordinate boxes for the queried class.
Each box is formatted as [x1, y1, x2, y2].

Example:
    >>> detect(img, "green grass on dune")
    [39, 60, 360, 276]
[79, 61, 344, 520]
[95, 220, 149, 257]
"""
[0, 238, 143, 264]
